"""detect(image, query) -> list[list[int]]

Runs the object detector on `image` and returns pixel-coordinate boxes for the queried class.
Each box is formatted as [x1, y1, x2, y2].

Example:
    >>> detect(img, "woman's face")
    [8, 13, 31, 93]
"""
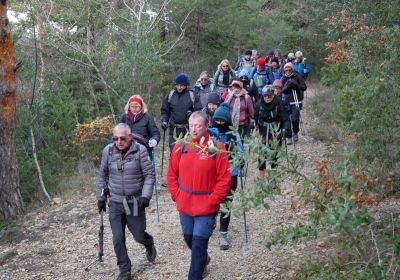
[129, 102, 142, 113]
[231, 84, 241, 94]
[221, 63, 229, 71]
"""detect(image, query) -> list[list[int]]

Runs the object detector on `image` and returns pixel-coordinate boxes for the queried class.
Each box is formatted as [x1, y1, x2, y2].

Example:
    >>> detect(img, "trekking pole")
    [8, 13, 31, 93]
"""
[151, 150, 160, 222]
[239, 172, 249, 243]
[160, 129, 166, 178]
[292, 89, 305, 136]
[283, 133, 290, 169]
[98, 209, 104, 261]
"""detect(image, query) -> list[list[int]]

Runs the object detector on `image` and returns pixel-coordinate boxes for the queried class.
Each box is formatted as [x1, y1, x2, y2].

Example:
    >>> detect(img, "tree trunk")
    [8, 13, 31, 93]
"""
[0, 0, 24, 220]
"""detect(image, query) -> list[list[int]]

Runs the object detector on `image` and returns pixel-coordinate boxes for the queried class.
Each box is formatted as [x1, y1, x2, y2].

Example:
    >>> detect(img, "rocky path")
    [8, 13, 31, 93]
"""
[0, 84, 332, 280]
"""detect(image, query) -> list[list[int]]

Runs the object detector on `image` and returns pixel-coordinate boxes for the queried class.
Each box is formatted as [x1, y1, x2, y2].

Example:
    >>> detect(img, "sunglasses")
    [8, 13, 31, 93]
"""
[200, 78, 209, 81]
[112, 136, 127, 142]
[221, 65, 229, 68]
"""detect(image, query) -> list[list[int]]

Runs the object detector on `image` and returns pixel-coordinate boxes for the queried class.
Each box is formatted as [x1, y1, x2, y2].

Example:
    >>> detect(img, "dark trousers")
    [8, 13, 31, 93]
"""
[219, 176, 238, 232]
[238, 124, 249, 141]
[287, 104, 302, 137]
[109, 201, 154, 273]
[169, 125, 188, 150]
[180, 213, 216, 280]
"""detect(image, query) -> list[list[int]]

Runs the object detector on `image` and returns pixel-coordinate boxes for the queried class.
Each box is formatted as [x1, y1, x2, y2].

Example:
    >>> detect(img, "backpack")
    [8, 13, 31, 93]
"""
[168, 89, 196, 106]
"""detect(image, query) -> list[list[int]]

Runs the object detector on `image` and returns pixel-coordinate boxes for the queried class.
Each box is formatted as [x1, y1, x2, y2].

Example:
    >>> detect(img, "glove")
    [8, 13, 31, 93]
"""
[148, 139, 157, 148]
[97, 200, 106, 213]
[138, 197, 150, 210]
[161, 122, 168, 130]
[186, 110, 193, 119]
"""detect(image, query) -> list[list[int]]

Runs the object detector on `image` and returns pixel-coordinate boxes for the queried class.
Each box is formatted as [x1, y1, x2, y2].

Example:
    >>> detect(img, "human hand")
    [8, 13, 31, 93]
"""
[148, 139, 157, 148]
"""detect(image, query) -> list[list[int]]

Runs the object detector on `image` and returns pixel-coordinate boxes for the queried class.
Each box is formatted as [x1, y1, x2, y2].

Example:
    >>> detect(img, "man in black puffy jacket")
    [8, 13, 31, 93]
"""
[96, 123, 156, 280]
[160, 73, 202, 150]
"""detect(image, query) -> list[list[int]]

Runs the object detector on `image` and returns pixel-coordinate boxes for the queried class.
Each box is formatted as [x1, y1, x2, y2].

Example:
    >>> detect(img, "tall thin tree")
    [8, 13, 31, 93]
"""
[0, 0, 24, 220]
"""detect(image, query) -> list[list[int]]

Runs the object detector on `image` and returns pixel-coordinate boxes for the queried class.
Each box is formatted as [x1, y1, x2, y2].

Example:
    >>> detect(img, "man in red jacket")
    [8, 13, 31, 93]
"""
[167, 111, 231, 280]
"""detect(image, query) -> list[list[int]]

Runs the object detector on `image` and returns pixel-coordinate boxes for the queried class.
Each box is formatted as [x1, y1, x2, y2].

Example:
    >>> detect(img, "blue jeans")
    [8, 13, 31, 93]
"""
[179, 213, 216, 280]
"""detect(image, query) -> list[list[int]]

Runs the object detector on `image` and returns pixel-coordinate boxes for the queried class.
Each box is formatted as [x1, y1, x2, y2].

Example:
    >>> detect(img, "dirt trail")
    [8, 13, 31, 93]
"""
[0, 84, 332, 280]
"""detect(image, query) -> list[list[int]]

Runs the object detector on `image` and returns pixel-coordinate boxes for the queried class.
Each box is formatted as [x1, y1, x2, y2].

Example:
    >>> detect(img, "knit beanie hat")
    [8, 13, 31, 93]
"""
[284, 63, 293, 70]
[272, 80, 283, 88]
[244, 50, 252, 56]
[207, 92, 221, 105]
[213, 103, 231, 124]
[287, 52, 295, 60]
[256, 57, 266, 66]
[175, 73, 190, 86]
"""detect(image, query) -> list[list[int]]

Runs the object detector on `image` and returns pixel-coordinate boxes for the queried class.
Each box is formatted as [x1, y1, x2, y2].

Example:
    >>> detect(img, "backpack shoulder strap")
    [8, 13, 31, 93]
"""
[167, 89, 175, 103]
[189, 90, 196, 106]
[107, 144, 114, 166]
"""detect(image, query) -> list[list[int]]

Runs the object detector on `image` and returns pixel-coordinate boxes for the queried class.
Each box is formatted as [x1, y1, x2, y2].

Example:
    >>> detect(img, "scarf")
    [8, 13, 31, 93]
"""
[231, 90, 245, 126]
[126, 110, 144, 124]
[222, 70, 230, 86]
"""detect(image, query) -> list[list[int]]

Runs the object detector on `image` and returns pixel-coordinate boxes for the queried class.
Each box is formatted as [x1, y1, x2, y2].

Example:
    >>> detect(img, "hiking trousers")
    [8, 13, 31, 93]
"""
[179, 213, 216, 280]
[169, 125, 188, 151]
[109, 200, 154, 273]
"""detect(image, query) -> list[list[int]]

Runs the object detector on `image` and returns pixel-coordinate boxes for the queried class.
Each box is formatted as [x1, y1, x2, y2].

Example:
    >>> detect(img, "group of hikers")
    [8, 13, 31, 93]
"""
[96, 48, 311, 280]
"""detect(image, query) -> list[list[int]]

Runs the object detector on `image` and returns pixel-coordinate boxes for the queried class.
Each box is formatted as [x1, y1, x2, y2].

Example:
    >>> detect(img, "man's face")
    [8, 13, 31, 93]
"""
[113, 127, 132, 150]
[189, 116, 208, 140]
[176, 84, 186, 93]
[257, 65, 264, 72]
[271, 62, 278, 70]
[296, 55, 302, 62]
[244, 54, 251, 60]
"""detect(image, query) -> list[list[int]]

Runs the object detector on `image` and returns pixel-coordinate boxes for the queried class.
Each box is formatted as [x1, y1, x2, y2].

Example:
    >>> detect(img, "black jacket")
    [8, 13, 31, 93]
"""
[254, 95, 290, 141]
[160, 88, 202, 125]
[119, 113, 160, 143]
[281, 72, 307, 103]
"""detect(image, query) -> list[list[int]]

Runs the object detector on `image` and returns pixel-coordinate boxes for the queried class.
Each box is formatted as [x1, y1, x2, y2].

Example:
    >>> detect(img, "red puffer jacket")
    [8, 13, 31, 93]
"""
[167, 133, 231, 216]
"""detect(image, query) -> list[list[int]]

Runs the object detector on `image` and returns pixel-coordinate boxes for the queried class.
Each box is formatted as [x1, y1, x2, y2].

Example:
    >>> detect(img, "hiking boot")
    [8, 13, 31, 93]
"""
[286, 137, 293, 145]
[218, 232, 229, 250]
[293, 133, 299, 142]
[145, 243, 157, 262]
[116, 271, 131, 280]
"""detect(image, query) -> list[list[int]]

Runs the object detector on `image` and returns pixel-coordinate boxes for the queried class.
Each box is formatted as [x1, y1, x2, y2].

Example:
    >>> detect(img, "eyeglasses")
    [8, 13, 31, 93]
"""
[284, 69, 292, 72]
[112, 136, 127, 142]
[200, 78, 209, 82]
[221, 65, 229, 68]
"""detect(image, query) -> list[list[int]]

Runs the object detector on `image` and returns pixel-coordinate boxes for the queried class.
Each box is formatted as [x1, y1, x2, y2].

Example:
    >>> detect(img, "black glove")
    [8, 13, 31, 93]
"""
[186, 110, 193, 119]
[97, 200, 106, 213]
[138, 197, 150, 210]
[161, 122, 168, 130]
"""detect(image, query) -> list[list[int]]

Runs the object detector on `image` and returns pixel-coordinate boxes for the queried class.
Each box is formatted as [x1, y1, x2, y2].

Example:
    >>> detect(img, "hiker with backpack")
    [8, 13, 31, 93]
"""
[281, 63, 307, 145]
[223, 78, 255, 139]
[234, 49, 256, 74]
[213, 59, 236, 95]
[252, 57, 272, 103]
[254, 87, 290, 179]
[208, 103, 245, 250]
[160, 73, 202, 150]
[293, 50, 311, 80]
[193, 71, 214, 108]
[96, 123, 157, 280]
[119, 95, 160, 158]
[238, 71, 258, 104]
[167, 111, 231, 280]
[202, 91, 221, 123]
